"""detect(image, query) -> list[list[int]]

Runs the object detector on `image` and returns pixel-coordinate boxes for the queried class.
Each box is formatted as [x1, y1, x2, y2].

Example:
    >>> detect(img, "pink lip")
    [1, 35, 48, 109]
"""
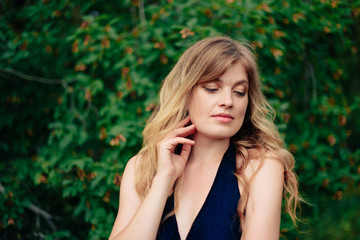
[212, 113, 234, 123]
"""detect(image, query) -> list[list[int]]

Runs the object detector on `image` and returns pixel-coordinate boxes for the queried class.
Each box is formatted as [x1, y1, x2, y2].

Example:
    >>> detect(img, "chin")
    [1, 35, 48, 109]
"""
[198, 128, 239, 140]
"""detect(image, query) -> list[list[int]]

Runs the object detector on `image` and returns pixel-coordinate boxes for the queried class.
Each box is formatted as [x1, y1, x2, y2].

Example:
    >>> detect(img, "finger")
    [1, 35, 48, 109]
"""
[164, 137, 195, 151]
[171, 124, 196, 138]
[175, 115, 191, 128]
[180, 143, 193, 160]
[164, 123, 195, 140]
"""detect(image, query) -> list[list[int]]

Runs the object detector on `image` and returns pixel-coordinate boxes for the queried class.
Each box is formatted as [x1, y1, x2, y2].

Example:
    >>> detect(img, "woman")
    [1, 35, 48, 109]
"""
[109, 36, 300, 240]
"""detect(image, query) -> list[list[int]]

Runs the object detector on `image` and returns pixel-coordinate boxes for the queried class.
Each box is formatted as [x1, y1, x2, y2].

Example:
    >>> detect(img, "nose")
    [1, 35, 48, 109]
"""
[219, 90, 233, 108]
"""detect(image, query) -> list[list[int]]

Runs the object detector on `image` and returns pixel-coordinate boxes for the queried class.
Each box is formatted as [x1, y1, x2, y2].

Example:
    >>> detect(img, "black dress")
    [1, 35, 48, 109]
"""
[157, 143, 241, 240]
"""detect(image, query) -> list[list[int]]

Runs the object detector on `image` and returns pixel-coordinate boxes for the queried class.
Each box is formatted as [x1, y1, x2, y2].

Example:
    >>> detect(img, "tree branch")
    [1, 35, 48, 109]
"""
[139, 0, 147, 26]
[0, 182, 4, 194]
[0, 68, 75, 86]
[28, 203, 57, 232]
[0, 182, 57, 232]
[305, 61, 317, 101]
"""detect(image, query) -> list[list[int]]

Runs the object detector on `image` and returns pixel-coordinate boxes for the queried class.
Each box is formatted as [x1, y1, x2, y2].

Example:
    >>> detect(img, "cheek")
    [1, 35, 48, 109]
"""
[236, 99, 249, 123]
[243, 101, 249, 114]
[238, 97, 248, 111]
[189, 101, 203, 124]
[188, 97, 198, 122]
[188, 91, 203, 115]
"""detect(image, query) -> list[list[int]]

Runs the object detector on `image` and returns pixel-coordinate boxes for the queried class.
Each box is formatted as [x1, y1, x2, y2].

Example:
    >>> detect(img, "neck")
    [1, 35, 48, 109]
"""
[188, 133, 230, 165]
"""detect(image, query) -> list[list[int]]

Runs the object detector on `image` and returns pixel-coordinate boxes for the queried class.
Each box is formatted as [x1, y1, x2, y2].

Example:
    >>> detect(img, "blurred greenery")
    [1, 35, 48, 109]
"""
[0, 0, 359, 239]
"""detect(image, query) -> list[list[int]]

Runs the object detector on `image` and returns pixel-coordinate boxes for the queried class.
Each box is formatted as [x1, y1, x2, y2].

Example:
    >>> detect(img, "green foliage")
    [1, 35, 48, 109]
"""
[1, 0, 359, 239]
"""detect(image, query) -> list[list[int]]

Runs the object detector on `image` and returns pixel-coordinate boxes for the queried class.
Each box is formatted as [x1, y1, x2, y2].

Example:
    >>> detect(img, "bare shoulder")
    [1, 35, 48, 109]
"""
[237, 149, 285, 239]
[123, 155, 138, 177]
[239, 149, 284, 181]
[120, 154, 142, 199]
[109, 155, 142, 238]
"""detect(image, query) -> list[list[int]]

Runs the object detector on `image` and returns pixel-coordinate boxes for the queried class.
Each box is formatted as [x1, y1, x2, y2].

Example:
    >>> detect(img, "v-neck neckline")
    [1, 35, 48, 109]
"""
[173, 145, 231, 240]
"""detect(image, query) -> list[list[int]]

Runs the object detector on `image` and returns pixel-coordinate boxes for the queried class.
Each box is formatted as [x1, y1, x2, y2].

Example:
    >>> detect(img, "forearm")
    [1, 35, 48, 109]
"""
[110, 175, 173, 240]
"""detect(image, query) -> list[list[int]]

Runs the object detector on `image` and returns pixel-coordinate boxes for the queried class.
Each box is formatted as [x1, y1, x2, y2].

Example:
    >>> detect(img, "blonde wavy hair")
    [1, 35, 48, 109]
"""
[135, 36, 300, 230]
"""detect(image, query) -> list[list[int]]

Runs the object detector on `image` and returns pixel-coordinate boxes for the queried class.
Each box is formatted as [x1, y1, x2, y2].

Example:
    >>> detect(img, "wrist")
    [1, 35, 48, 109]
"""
[152, 174, 175, 195]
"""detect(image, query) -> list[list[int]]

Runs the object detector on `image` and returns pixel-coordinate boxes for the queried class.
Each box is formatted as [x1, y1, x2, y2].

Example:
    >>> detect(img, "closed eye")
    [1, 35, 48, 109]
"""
[234, 91, 246, 97]
[203, 87, 219, 93]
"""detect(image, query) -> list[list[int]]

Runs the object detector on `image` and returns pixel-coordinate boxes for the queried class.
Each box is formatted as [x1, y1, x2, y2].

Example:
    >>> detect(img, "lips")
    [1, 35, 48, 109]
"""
[212, 113, 234, 123]
[213, 113, 233, 119]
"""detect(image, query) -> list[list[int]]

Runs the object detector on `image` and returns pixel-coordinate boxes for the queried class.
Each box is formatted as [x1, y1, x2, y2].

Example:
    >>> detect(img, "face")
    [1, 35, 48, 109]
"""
[188, 61, 249, 140]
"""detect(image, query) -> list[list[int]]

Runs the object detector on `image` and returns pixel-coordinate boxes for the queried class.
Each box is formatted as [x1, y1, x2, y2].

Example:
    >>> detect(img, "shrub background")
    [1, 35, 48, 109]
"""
[1, 0, 359, 239]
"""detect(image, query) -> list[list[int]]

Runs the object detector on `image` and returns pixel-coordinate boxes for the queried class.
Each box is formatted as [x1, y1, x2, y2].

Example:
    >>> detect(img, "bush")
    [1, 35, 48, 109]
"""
[1, 0, 359, 239]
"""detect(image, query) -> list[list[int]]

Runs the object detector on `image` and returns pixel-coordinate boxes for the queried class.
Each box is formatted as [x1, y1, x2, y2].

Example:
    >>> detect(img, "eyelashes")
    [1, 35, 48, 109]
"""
[202, 87, 246, 97]
[203, 87, 218, 93]
[234, 91, 246, 97]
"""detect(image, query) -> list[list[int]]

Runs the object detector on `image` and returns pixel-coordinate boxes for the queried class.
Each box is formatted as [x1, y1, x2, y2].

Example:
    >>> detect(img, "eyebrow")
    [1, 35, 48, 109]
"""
[205, 78, 249, 87]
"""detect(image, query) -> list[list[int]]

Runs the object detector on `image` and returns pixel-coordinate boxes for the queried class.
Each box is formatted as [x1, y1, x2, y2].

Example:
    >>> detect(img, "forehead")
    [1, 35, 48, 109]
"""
[199, 62, 249, 86]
